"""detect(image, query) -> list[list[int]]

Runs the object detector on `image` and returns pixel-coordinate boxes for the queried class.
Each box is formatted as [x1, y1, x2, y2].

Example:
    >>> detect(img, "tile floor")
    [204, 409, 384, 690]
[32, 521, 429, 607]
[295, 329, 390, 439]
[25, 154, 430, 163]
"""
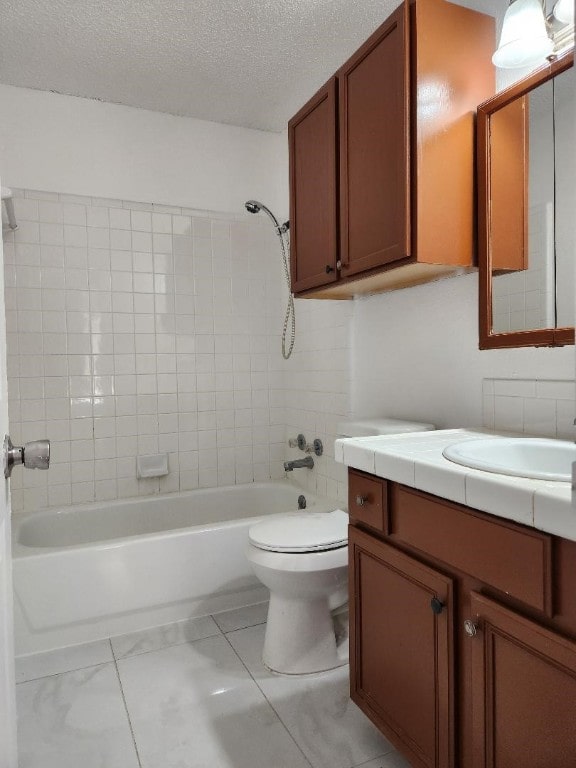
[16, 602, 411, 768]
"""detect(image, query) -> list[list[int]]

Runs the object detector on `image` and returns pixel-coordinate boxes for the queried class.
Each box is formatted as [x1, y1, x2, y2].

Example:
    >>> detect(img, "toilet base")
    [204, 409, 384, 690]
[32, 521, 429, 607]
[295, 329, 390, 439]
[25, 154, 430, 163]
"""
[262, 595, 349, 675]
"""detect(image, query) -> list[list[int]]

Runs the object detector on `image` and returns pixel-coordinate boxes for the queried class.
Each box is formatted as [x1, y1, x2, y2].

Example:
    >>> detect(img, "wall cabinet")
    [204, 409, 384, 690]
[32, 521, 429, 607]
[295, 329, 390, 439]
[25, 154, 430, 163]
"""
[288, 0, 495, 299]
[348, 469, 576, 768]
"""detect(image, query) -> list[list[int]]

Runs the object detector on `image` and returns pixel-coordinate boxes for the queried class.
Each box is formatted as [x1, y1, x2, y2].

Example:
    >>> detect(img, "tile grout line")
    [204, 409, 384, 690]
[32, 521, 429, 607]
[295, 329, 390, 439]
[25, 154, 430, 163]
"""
[109, 627, 224, 662]
[111, 640, 144, 768]
[15, 658, 113, 686]
[220, 631, 314, 768]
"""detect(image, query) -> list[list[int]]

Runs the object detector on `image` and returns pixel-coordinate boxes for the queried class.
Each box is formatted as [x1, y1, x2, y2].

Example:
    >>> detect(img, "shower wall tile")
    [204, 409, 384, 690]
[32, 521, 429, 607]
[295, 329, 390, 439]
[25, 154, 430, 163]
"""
[4, 190, 286, 513]
[277, 299, 353, 506]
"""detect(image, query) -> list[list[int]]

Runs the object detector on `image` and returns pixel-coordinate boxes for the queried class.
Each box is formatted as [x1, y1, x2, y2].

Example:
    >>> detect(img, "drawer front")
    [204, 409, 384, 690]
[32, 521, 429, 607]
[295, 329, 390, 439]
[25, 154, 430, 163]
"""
[349, 470, 387, 532]
[391, 485, 552, 614]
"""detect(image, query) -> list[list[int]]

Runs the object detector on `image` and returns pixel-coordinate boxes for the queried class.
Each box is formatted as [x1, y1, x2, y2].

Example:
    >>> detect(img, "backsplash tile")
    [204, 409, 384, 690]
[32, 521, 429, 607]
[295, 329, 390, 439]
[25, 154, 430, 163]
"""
[483, 378, 575, 439]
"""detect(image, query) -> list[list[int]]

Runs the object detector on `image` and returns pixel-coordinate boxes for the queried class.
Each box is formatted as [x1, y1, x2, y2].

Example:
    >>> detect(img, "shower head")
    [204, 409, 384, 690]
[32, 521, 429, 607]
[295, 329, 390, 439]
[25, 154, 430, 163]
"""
[245, 200, 261, 214]
[244, 199, 289, 235]
[245, 197, 295, 359]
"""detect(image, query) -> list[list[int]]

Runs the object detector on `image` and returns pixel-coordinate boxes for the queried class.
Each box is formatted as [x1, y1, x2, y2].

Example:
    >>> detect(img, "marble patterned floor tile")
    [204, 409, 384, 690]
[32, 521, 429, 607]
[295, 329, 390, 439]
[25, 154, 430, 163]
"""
[212, 601, 269, 633]
[111, 614, 221, 659]
[16, 639, 113, 683]
[17, 662, 139, 768]
[353, 751, 412, 768]
[227, 624, 394, 768]
[117, 634, 312, 768]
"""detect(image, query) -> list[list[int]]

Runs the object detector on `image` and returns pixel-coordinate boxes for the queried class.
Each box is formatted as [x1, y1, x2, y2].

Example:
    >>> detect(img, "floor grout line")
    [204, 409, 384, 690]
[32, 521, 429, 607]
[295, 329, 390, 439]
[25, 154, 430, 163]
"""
[15, 658, 114, 686]
[221, 631, 315, 768]
[112, 645, 143, 768]
[110, 627, 223, 662]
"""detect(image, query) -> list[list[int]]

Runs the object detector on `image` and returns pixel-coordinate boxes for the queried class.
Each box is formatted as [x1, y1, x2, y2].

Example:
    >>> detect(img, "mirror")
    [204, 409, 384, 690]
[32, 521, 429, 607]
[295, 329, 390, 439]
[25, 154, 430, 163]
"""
[478, 49, 575, 350]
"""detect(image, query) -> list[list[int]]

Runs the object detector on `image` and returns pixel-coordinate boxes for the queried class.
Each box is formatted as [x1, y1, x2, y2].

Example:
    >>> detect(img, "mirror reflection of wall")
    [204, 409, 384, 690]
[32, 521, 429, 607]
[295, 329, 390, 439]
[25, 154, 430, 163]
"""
[491, 68, 575, 334]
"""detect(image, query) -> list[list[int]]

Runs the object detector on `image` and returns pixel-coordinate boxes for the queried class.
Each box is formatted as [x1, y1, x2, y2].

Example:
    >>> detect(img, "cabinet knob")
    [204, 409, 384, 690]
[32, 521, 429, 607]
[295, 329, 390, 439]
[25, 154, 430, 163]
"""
[431, 597, 445, 615]
[325, 264, 335, 274]
[464, 619, 478, 637]
[355, 494, 369, 507]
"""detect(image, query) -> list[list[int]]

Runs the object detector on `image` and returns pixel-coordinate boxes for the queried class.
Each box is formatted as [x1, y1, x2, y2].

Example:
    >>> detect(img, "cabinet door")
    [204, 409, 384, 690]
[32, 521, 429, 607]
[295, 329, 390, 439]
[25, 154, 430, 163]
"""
[470, 592, 576, 768]
[349, 526, 454, 768]
[289, 79, 338, 293]
[338, 3, 410, 278]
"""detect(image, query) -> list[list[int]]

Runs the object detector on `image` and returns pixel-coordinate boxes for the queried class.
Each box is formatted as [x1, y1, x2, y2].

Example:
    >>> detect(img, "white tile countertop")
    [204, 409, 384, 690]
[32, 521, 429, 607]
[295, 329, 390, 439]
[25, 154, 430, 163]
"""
[335, 429, 575, 542]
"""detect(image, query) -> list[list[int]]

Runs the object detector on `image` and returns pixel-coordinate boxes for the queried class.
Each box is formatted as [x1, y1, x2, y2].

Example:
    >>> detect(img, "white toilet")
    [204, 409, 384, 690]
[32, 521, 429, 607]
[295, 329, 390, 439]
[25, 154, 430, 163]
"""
[247, 509, 349, 675]
[247, 417, 436, 675]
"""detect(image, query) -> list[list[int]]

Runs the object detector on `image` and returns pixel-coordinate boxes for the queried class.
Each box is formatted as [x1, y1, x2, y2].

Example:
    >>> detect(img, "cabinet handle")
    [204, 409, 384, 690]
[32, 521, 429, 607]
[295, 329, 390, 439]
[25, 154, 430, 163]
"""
[464, 619, 478, 637]
[355, 494, 369, 507]
[431, 597, 445, 615]
[325, 265, 335, 274]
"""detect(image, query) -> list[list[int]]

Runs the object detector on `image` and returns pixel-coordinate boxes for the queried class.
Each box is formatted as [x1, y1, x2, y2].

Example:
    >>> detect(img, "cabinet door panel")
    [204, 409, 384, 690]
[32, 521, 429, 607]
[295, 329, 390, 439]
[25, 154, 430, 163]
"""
[349, 526, 454, 768]
[289, 79, 338, 293]
[339, 3, 410, 277]
[470, 592, 576, 768]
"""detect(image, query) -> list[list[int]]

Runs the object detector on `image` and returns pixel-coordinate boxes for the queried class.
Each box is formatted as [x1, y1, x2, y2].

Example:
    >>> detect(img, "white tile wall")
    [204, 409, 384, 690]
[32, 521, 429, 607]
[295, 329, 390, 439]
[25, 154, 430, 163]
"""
[3, 189, 286, 512]
[482, 378, 575, 439]
[279, 299, 353, 505]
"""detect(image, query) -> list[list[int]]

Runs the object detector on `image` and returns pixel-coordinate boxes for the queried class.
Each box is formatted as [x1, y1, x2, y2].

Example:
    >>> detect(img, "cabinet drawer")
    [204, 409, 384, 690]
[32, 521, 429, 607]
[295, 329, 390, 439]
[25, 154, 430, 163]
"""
[391, 485, 552, 614]
[349, 470, 387, 532]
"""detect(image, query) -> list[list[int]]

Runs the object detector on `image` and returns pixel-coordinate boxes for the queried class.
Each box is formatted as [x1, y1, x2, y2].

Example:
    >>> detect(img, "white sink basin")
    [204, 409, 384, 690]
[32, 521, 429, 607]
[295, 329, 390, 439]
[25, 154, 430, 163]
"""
[442, 438, 576, 482]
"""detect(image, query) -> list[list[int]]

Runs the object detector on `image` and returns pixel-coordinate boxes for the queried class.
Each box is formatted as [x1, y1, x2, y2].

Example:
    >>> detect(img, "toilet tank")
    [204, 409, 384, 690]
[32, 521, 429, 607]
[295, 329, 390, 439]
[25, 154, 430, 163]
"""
[336, 418, 435, 438]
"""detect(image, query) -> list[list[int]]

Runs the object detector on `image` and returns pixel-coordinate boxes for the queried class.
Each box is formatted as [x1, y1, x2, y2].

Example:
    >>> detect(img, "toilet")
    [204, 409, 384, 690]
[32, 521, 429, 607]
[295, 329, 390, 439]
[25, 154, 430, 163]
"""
[247, 509, 349, 675]
[247, 417, 436, 675]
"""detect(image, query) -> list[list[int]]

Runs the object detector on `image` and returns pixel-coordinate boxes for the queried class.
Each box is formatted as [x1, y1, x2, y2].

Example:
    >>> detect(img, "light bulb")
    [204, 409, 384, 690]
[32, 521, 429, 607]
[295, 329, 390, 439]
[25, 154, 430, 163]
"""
[493, 0, 554, 69]
[553, 0, 574, 24]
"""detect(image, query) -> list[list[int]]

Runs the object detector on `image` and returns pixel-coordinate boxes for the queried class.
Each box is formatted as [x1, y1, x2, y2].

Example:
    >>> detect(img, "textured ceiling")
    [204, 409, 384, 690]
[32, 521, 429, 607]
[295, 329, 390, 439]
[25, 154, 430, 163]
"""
[0, 0, 501, 132]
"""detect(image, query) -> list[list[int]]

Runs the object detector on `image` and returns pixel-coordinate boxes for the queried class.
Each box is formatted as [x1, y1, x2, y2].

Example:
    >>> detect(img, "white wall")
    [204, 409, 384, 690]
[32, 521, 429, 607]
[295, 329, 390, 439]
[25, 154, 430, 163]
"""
[352, 274, 574, 429]
[0, 85, 288, 216]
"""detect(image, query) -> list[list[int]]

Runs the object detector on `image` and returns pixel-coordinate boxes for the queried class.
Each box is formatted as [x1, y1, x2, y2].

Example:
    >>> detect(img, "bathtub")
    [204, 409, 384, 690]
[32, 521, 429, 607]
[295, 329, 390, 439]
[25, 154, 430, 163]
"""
[12, 482, 337, 655]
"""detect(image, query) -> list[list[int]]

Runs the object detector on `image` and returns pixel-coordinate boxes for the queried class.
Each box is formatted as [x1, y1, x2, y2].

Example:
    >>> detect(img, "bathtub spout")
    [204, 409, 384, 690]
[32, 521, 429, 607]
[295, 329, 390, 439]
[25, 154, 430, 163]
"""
[284, 456, 314, 471]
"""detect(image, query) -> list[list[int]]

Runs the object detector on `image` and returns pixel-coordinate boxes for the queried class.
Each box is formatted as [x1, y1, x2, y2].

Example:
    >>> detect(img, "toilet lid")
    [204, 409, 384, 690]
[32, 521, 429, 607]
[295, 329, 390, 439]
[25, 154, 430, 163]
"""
[249, 509, 349, 553]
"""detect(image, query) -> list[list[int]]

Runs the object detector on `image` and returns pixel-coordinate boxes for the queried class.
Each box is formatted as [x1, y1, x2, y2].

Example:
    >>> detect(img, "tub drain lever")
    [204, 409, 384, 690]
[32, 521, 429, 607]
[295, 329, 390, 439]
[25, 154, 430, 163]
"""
[4, 435, 50, 479]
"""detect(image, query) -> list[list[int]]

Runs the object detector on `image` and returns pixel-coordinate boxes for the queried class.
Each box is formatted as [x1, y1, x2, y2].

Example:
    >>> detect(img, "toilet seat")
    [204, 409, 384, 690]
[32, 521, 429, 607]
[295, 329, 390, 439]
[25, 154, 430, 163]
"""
[249, 509, 348, 553]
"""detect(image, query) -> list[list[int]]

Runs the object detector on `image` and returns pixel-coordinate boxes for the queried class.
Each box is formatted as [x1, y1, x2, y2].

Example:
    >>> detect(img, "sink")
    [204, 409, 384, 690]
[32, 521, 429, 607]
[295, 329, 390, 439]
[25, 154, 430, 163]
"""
[442, 437, 576, 482]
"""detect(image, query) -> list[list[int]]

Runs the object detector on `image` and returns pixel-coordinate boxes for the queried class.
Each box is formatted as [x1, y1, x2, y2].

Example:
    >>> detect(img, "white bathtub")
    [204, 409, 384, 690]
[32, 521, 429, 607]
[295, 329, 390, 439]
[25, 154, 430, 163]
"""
[12, 482, 337, 655]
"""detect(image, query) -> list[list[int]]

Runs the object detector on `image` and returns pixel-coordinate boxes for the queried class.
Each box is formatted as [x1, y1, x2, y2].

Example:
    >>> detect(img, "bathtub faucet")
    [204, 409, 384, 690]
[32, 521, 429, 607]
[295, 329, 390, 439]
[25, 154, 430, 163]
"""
[284, 456, 314, 472]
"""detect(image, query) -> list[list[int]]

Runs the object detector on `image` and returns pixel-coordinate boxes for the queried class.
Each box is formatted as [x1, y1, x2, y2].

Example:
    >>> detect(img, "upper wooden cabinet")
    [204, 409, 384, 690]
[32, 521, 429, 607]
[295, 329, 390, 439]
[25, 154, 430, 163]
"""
[288, 0, 495, 299]
[289, 80, 338, 293]
[339, 3, 410, 280]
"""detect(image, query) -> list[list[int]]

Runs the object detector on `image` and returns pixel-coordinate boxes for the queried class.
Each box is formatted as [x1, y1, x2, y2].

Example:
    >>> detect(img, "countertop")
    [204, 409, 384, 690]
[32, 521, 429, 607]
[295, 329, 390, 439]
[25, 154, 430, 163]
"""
[335, 428, 575, 542]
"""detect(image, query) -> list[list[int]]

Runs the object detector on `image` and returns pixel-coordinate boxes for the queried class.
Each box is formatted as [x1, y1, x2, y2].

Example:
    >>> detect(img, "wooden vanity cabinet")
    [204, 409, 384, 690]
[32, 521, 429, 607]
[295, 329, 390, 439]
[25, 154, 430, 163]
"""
[288, 0, 495, 300]
[348, 469, 576, 768]
[350, 526, 455, 768]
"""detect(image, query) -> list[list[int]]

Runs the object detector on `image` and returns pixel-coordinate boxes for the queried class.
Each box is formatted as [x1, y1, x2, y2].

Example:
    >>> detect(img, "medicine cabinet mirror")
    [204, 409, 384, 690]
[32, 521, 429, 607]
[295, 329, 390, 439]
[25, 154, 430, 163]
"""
[478, 49, 575, 349]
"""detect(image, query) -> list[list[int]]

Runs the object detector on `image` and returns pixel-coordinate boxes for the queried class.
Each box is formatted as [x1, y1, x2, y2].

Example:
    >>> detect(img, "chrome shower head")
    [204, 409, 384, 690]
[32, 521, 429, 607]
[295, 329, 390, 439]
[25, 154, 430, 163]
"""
[245, 200, 261, 214]
[244, 199, 289, 235]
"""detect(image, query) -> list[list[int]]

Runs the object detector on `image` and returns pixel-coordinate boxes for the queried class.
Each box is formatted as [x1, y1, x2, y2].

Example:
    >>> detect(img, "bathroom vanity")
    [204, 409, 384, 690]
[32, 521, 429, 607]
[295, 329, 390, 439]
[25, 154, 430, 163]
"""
[338, 431, 576, 768]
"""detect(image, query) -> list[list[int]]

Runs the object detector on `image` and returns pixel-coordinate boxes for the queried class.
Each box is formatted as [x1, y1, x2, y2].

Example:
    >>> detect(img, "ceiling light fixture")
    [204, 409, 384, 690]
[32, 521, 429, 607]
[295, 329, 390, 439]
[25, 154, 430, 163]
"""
[493, 0, 555, 69]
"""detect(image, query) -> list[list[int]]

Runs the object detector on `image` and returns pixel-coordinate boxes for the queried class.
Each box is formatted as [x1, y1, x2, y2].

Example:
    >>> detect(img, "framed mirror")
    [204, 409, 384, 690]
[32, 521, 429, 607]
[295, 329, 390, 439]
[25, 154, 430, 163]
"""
[478, 49, 575, 350]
